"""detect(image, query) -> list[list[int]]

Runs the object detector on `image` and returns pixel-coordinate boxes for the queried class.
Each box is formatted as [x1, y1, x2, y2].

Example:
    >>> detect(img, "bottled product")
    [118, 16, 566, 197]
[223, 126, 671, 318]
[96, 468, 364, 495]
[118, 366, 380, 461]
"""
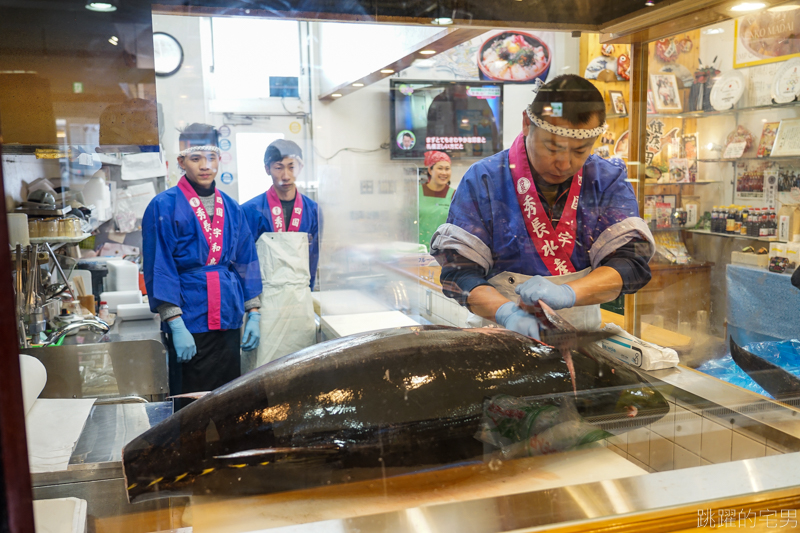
[98, 301, 109, 321]
[759, 208, 769, 237]
[734, 206, 742, 234]
[726, 206, 736, 234]
[741, 208, 749, 236]
[711, 206, 719, 233]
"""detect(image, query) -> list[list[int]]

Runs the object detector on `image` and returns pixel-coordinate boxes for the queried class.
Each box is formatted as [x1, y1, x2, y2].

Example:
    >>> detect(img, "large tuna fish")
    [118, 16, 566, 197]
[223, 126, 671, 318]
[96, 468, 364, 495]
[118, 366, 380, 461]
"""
[123, 326, 668, 503]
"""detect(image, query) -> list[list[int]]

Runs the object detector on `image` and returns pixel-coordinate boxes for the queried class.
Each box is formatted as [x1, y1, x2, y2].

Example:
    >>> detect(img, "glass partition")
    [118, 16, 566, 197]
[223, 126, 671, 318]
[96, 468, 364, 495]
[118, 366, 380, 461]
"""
[2, 1, 800, 532]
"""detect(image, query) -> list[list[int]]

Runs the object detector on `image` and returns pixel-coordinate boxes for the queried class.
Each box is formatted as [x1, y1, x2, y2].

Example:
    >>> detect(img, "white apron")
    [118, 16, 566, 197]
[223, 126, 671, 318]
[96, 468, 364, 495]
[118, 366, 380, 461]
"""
[242, 232, 316, 372]
[465, 268, 602, 331]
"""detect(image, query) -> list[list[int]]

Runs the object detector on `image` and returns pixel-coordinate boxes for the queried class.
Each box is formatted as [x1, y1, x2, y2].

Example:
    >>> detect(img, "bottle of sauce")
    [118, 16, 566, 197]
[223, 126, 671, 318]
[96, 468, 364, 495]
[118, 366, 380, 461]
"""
[741, 207, 749, 236]
[726, 205, 736, 234]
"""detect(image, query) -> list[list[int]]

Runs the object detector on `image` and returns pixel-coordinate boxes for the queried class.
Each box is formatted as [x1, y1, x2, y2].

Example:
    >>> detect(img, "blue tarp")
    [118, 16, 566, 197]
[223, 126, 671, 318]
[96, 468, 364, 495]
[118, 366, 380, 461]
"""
[697, 339, 800, 399]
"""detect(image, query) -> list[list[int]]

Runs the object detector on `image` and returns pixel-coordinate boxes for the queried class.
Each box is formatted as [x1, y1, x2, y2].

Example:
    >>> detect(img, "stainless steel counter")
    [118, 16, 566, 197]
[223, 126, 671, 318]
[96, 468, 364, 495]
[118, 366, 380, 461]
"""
[32, 402, 176, 532]
[62, 315, 163, 345]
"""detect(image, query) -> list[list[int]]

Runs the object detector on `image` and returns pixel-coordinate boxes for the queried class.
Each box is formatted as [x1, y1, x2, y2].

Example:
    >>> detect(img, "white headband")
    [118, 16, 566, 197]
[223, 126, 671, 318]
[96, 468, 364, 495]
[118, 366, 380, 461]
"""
[525, 104, 608, 139]
[179, 145, 221, 157]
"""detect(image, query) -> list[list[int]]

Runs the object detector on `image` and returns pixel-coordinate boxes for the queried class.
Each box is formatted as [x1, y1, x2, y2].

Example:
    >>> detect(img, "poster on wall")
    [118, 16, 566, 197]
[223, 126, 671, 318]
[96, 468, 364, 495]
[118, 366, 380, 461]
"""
[734, 161, 771, 201]
[423, 30, 556, 81]
[734, 12, 800, 68]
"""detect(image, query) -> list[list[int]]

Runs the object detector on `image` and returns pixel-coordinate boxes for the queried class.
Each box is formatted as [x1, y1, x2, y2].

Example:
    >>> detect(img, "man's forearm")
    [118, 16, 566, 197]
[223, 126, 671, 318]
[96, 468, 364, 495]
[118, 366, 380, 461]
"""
[466, 285, 512, 322]
[567, 266, 623, 306]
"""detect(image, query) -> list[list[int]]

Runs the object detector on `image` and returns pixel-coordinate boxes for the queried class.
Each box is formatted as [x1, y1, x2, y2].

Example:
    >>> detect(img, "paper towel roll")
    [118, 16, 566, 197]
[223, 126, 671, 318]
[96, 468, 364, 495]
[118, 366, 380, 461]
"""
[7, 213, 30, 247]
[19, 355, 47, 416]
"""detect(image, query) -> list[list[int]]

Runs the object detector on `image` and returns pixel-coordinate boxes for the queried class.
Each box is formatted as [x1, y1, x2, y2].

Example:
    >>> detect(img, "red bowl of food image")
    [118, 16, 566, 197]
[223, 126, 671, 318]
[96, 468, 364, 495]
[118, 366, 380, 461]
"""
[478, 31, 551, 83]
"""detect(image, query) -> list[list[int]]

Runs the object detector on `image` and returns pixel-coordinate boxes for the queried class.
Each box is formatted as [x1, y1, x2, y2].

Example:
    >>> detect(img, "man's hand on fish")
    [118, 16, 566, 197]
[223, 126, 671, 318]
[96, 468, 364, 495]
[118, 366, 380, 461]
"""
[515, 276, 576, 311]
[169, 317, 197, 363]
[495, 302, 541, 340]
[241, 311, 261, 351]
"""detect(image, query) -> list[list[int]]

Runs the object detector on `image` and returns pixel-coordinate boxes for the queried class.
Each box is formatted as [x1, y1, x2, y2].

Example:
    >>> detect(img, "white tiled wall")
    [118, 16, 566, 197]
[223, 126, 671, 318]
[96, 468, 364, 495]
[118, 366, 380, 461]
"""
[421, 289, 472, 328]
[607, 392, 792, 473]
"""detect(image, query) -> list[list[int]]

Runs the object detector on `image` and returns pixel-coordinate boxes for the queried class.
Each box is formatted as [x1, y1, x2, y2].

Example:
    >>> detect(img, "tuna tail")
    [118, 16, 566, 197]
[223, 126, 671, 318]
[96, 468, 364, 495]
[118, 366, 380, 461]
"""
[729, 337, 800, 399]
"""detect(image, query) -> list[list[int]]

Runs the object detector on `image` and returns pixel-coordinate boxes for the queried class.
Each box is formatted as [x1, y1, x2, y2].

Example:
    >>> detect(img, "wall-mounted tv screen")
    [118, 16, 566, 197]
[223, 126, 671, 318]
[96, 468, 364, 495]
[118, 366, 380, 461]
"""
[390, 80, 503, 161]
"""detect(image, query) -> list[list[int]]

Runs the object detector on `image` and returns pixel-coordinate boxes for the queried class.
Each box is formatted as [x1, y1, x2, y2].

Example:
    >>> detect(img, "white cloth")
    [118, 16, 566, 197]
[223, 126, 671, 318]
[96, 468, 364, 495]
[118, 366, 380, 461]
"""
[466, 268, 601, 331]
[243, 232, 316, 371]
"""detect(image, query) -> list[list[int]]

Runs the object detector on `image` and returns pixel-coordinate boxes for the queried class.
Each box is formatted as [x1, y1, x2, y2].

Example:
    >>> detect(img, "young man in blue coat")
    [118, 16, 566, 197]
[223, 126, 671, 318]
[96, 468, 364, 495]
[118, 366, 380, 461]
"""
[432, 75, 654, 338]
[143, 124, 262, 404]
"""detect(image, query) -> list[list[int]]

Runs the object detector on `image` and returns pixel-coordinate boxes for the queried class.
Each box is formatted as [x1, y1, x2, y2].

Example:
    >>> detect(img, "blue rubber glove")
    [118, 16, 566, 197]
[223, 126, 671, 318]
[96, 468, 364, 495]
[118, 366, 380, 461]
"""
[169, 317, 197, 363]
[241, 312, 261, 352]
[515, 276, 576, 311]
[495, 302, 541, 340]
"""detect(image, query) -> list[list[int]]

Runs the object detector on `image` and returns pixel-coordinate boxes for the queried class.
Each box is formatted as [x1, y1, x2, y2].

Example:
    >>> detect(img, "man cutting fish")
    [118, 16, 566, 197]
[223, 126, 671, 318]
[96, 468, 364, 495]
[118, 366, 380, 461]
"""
[431, 75, 654, 338]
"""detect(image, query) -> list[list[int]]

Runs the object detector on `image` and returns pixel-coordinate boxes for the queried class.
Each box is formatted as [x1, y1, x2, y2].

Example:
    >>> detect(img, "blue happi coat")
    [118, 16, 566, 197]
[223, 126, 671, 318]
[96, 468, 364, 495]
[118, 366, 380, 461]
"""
[143, 187, 262, 334]
[434, 149, 650, 279]
[241, 193, 320, 290]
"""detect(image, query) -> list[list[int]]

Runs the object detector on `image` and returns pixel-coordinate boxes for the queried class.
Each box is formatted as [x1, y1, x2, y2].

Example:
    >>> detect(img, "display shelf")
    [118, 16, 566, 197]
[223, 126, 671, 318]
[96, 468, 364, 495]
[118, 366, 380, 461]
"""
[698, 155, 800, 163]
[607, 113, 628, 120]
[647, 99, 800, 120]
[30, 233, 92, 245]
[1, 144, 159, 157]
[645, 180, 720, 185]
[687, 229, 778, 242]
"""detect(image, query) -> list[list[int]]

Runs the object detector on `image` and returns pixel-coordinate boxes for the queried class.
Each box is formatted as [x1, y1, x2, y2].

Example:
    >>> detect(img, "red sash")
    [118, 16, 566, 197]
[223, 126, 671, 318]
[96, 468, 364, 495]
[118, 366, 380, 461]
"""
[508, 133, 582, 276]
[266, 186, 303, 232]
[177, 176, 225, 330]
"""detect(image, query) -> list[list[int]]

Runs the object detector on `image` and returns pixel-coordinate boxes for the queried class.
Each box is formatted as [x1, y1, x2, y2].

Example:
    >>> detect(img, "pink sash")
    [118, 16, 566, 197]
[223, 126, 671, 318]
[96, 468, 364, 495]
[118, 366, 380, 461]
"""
[177, 176, 225, 330]
[508, 133, 582, 276]
[266, 186, 303, 232]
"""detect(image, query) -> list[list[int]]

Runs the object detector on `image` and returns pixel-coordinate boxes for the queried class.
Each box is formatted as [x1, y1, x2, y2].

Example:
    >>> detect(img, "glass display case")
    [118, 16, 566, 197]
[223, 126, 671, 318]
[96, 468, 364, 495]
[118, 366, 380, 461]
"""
[3, 1, 800, 533]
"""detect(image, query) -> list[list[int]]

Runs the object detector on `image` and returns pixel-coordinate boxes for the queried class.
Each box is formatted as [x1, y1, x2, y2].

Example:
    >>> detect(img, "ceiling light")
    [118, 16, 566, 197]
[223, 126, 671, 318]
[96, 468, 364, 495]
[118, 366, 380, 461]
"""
[419, 50, 437, 55]
[431, 17, 454, 25]
[352, 83, 364, 87]
[730, 2, 766, 11]
[768, 3, 800, 10]
[108, 38, 118, 45]
[380, 69, 395, 74]
[331, 93, 342, 98]
[85, 2, 117, 12]
[645, 0, 655, 5]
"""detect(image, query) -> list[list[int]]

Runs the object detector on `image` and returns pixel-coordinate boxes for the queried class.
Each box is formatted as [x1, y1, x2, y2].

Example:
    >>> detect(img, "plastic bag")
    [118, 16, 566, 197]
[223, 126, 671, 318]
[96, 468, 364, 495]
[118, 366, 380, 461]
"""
[697, 339, 800, 399]
[475, 395, 611, 459]
[586, 323, 679, 370]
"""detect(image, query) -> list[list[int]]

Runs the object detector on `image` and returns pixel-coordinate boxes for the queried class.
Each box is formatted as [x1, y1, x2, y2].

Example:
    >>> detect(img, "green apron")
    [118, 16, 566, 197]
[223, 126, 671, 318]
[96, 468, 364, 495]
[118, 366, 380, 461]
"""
[419, 184, 455, 251]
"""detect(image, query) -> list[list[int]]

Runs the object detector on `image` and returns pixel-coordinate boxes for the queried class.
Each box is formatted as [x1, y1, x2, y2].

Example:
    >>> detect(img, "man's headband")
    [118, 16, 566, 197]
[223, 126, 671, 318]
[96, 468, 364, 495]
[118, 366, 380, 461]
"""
[179, 145, 221, 157]
[525, 105, 608, 140]
[526, 78, 608, 140]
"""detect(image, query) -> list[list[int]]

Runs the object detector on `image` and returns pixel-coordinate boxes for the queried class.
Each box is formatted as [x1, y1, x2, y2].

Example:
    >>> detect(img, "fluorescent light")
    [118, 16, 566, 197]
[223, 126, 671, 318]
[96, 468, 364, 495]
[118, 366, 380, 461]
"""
[352, 83, 364, 87]
[331, 93, 342, 98]
[380, 69, 395, 74]
[85, 2, 117, 12]
[108, 38, 118, 45]
[419, 50, 437, 55]
[431, 17, 454, 25]
[730, 2, 766, 11]
[769, 3, 800, 10]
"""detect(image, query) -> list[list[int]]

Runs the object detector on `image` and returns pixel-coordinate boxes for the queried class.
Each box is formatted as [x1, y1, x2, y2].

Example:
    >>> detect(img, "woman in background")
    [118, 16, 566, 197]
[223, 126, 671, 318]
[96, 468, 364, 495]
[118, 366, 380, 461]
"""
[419, 151, 456, 250]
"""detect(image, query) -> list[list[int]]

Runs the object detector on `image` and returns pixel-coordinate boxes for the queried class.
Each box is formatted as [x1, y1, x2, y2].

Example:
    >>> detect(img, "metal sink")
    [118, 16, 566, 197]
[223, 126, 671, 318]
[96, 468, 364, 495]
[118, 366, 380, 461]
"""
[22, 339, 168, 402]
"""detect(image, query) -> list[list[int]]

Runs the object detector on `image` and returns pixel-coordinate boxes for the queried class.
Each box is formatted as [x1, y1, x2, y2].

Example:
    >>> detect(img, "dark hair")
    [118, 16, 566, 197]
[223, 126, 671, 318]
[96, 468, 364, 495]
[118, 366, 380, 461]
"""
[530, 75, 606, 126]
[264, 139, 304, 167]
[178, 123, 218, 148]
[403, 133, 413, 139]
